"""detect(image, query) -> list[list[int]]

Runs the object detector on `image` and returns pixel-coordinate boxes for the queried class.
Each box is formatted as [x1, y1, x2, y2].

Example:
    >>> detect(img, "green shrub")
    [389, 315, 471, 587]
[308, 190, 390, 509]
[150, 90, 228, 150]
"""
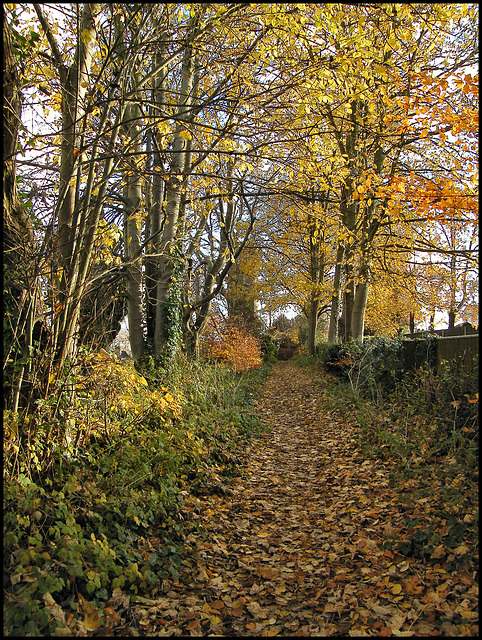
[317, 337, 403, 402]
[4, 352, 270, 635]
[260, 334, 278, 363]
[316, 342, 348, 377]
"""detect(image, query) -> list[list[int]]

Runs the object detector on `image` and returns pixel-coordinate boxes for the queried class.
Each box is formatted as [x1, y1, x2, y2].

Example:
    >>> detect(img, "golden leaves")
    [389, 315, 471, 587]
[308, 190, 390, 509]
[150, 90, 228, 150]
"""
[75, 352, 182, 421]
[41, 65, 55, 80]
[178, 129, 192, 141]
[80, 28, 93, 45]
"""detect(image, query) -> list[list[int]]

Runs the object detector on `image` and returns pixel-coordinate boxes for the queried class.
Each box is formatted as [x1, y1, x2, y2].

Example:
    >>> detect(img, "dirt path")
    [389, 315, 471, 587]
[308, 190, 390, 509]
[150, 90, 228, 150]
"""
[128, 361, 474, 636]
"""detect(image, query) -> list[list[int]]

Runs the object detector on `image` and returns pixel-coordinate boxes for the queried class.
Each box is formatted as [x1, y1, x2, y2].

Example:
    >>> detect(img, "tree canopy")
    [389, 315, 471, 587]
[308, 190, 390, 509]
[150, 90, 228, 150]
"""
[4, 2, 478, 405]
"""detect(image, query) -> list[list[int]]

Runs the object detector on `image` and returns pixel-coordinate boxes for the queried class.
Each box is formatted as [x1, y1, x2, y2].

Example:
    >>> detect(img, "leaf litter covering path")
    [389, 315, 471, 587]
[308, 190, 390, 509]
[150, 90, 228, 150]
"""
[127, 361, 477, 637]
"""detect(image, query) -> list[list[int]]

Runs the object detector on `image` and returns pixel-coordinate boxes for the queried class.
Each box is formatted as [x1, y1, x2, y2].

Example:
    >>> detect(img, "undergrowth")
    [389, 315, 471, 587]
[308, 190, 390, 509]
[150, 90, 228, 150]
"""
[3, 352, 271, 636]
[298, 343, 478, 573]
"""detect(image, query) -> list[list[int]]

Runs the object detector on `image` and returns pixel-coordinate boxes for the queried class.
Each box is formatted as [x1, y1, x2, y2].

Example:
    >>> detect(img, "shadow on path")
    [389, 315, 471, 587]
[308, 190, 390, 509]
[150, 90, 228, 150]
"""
[129, 361, 475, 636]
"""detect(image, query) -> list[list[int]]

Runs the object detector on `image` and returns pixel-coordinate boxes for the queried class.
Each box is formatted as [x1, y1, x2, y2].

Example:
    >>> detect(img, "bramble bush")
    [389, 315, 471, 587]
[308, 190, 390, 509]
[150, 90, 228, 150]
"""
[317, 337, 403, 401]
[316, 339, 478, 453]
[3, 347, 269, 635]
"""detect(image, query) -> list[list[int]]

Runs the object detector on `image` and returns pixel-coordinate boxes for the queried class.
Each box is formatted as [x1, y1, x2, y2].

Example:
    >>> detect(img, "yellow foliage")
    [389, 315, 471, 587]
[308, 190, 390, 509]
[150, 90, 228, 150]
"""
[76, 351, 182, 420]
[365, 280, 415, 337]
[3, 411, 19, 442]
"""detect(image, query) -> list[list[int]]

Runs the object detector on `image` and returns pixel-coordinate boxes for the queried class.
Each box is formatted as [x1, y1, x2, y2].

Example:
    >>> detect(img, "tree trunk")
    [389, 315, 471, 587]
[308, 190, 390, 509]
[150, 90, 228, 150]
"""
[340, 187, 357, 342]
[351, 281, 369, 342]
[351, 234, 371, 342]
[3, 11, 38, 412]
[145, 38, 167, 345]
[226, 261, 257, 329]
[154, 39, 196, 358]
[307, 292, 319, 357]
[3, 12, 34, 264]
[343, 291, 354, 341]
[327, 243, 344, 343]
[306, 204, 325, 356]
[124, 98, 146, 361]
[448, 249, 457, 330]
[448, 309, 456, 330]
[35, 2, 100, 367]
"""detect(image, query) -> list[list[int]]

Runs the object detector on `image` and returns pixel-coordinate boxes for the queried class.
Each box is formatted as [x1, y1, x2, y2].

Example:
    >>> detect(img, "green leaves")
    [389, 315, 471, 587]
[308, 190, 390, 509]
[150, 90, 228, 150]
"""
[4, 352, 268, 635]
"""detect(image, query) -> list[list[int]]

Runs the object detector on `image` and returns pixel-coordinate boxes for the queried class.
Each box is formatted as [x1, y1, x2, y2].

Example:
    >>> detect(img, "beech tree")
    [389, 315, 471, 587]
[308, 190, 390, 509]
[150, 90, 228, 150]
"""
[264, 3, 478, 342]
[4, 1, 478, 416]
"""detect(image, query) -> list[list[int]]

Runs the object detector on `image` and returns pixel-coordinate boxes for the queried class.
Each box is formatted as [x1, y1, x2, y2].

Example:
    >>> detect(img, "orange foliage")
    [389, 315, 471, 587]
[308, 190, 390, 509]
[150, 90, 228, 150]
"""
[202, 316, 262, 372]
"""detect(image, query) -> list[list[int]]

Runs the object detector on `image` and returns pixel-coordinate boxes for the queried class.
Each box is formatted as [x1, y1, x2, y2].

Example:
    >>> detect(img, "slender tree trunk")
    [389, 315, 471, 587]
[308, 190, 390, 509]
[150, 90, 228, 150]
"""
[351, 205, 377, 342]
[146, 39, 167, 345]
[351, 232, 370, 342]
[185, 296, 213, 359]
[327, 243, 344, 343]
[114, 11, 147, 361]
[340, 188, 357, 342]
[3, 12, 33, 262]
[351, 281, 369, 342]
[448, 249, 457, 329]
[306, 204, 325, 356]
[35, 3, 100, 366]
[307, 292, 319, 357]
[343, 280, 355, 342]
[123, 98, 146, 360]
[154, 39, 196, 357]
[448, 309, 456, 330]
[3, 12, 38, 412]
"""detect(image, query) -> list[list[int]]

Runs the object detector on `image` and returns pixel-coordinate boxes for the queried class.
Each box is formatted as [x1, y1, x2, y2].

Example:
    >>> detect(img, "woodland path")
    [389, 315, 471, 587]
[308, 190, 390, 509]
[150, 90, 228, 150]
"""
[126, 361, 470, 636]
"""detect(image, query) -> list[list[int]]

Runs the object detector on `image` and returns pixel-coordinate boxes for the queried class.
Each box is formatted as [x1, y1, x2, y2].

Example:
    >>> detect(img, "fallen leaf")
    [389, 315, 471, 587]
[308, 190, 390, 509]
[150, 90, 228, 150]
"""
[83, 611, 102, 632]
[454, 544, 470, 555]
[370, 603, 393, 615]
[430, 545, 445, 559]
[43, 592, 66, 626]
[107, 588, 130, 609]
[185, 620, 200, 631]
